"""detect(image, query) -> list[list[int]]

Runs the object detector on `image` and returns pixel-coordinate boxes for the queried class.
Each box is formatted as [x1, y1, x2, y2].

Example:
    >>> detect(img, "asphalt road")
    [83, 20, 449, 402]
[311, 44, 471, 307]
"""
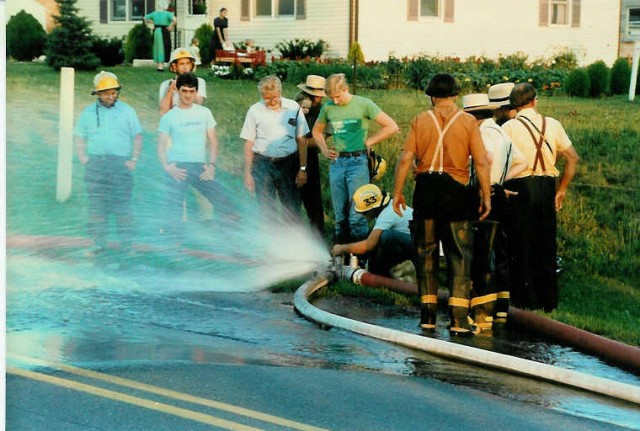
[5, 250, 640, 430]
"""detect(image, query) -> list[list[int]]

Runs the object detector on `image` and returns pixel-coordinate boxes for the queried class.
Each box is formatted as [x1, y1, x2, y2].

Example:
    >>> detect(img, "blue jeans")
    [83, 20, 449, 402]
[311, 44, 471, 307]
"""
[329, 153, 369, 241]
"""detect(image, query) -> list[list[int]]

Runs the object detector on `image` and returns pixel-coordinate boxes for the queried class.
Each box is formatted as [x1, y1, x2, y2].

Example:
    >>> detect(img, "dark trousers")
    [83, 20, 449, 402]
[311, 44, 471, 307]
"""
[504, 176, 558, 311]
[368, 229, 412, 277]
[164, 162, 234, 239]
[252, 152, 301, 218]
[300, 148, 324, 234]
[84, 155, 133, 249]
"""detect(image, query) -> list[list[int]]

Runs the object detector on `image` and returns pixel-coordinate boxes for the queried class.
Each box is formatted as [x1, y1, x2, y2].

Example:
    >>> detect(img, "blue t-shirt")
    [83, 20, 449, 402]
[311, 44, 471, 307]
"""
[158, 104, 217, 163]
[74, 100, 142, 157]
[373, 200, 413, 235]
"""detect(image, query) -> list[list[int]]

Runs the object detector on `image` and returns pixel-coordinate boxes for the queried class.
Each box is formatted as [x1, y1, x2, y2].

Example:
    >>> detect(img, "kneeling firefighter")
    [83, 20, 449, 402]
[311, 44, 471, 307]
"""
[331, 184, 413, 277]
[392, 73, 492, 336]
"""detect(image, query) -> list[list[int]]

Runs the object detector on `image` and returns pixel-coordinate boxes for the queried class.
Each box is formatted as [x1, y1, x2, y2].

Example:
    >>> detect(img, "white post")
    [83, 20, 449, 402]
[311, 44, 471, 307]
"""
[629, 42, 640, 102]
[56, 67, 75, 202]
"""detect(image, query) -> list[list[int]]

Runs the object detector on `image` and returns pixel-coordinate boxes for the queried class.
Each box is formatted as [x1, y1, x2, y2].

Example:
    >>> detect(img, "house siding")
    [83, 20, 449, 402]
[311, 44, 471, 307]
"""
[6, 0, 622, 65]
[211, 0, 349, 58]
[359, 0, 620, 66]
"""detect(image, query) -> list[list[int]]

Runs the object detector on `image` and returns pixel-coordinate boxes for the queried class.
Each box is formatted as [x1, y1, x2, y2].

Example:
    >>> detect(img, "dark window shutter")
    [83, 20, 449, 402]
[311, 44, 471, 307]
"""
[539, 0, 549, 26]
[407, 0, 418, 21]
[146, 0, 155, 13]
[296, 0, 306, 19]
[100, 0, 108, 23]
[571, 0, 581, 27]
[444, 0, 455, 22]
[241, 0, 250, 21]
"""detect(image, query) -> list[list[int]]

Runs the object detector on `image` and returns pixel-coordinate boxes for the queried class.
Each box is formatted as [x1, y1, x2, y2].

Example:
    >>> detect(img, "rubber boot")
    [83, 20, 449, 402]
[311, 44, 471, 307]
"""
[446, 221, 477, 336]
[412, 219, 439, 332]
[470, 221, 499, 333]
[494, 290, 510, 328]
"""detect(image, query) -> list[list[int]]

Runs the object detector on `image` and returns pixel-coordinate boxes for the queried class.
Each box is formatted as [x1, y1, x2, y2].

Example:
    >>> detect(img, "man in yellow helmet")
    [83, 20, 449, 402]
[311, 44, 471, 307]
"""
[159, 47, 207, 115]
[331, 184, 413, 277]
[74, 71, 143, 256]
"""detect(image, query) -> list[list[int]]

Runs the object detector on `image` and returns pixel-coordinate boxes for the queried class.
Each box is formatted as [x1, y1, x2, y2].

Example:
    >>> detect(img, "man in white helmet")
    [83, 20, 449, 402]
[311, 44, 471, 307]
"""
[74, 71, 143, 256]
[159, 47, 207, 115]
[331, 184, 413, 277]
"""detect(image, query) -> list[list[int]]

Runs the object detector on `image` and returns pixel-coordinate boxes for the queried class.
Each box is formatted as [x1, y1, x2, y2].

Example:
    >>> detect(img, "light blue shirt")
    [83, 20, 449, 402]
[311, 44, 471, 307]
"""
[373, 200, 413, 235]
[240, 97, 309, 158]
[74, 100, 142, 157]
[158, 104, 216, 163]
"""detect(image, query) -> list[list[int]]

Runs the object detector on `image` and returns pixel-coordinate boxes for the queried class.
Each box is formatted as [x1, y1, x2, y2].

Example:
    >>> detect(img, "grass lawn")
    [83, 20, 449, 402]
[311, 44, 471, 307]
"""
[5, 62, 640, 345]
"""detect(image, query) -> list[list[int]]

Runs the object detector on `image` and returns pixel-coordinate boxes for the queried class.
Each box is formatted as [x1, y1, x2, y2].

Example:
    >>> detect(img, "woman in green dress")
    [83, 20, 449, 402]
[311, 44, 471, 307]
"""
[145, 1, 176, 71]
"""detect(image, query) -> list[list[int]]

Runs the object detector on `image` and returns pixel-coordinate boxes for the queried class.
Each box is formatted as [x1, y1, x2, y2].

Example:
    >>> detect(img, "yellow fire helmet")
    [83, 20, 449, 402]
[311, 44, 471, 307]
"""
[368, 150, 387, 182]
[352, 184, 390, 213]
[170, 47, 196, 64]
[92, 71, 121, 95]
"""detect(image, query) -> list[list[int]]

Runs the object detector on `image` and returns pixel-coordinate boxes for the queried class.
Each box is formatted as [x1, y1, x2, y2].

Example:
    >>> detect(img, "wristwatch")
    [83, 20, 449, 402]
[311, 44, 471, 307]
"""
[299, 165, 307, 172]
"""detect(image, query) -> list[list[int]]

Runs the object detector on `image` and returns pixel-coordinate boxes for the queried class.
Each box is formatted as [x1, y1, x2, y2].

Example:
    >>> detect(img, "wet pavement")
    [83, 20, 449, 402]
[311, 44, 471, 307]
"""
[5, 248, 640, 430]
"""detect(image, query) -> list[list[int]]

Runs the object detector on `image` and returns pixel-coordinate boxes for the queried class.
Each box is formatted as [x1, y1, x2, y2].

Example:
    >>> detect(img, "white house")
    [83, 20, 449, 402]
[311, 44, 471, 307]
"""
[5, 0, 627, 65]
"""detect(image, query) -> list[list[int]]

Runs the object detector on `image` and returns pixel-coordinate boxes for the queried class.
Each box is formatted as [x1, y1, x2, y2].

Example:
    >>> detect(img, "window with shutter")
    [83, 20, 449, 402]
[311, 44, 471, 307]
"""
[407, 0, 450, 21]
[540, 0, 579, 27]
[249, 1, 306, 20]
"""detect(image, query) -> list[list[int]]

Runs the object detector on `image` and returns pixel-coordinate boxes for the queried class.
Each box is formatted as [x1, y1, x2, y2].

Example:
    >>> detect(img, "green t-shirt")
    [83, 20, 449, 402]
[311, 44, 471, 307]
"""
[317, 95, 382, 152]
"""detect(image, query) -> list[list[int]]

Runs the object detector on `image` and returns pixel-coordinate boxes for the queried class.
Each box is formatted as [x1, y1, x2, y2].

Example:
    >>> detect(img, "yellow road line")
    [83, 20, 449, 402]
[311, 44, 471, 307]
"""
[9, 354, 329, 431]
[7, 366, 264, 431]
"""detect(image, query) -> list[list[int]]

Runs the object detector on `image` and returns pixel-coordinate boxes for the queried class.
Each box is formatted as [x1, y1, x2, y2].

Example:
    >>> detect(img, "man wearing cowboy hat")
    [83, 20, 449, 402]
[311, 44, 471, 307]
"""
[296, 75, 327, 234]
[463, 93, 528, 332]
[393, 73, 491, 336]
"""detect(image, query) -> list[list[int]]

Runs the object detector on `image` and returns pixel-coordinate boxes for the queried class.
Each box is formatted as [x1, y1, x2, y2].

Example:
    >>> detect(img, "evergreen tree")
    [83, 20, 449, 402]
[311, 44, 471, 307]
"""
[7, 10, 47, 61]
[46, 0, 100, 70]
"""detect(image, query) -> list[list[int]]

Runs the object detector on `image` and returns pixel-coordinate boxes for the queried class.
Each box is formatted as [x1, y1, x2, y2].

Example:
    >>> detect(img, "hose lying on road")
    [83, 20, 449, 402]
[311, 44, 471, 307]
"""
[293, 272, 640, 405]
[350, 268, 640, 373]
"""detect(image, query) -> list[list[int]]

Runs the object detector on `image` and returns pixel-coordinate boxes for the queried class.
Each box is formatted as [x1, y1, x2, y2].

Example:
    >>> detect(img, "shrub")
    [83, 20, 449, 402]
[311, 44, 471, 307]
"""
[610, 57, 631, 95]
[564, 68, 590, 97]
[6, 10, 46, 61]
[404, 56, 439, 90]
[46, 0, 101, 70]
[194, 23, 213, 65]
[124, 23, 153, 63]
[275, 39, 328, 60]
[92, 36, 124, 67]
[586, 60, 610, 97]
[347, 41, 365, 65]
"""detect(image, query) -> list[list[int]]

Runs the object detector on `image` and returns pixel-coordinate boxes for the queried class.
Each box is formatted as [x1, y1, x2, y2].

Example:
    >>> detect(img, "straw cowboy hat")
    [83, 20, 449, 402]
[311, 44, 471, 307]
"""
[462, 93, 498, 112]
[297, 75, 326, 97]
[488, 82, 515, 107]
